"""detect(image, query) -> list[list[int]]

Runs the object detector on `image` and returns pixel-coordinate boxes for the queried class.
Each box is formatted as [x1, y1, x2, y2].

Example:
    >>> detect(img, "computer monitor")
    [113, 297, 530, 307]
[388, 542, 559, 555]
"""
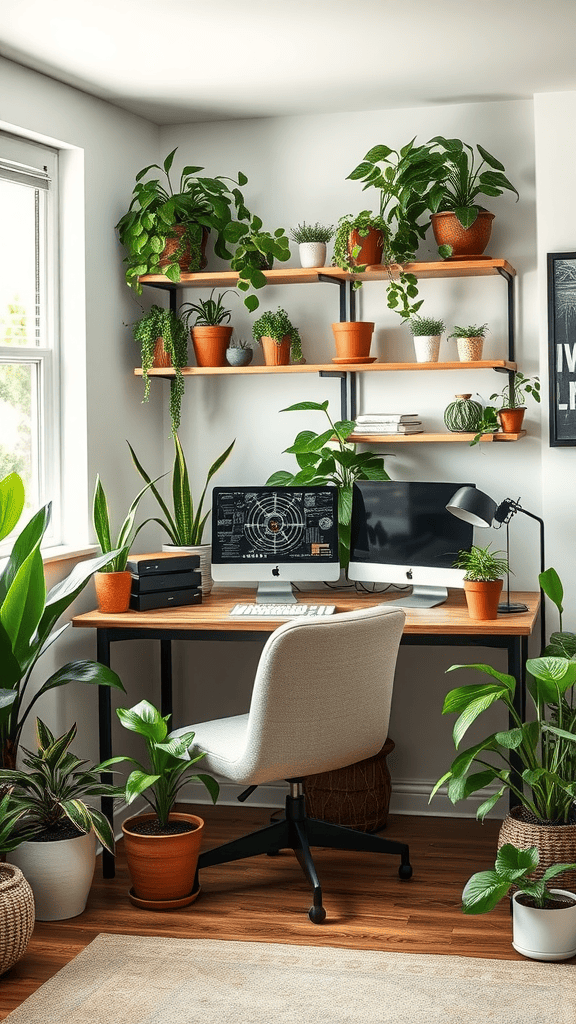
[211, 486, 340, 603]
[348, 480, 475, 608]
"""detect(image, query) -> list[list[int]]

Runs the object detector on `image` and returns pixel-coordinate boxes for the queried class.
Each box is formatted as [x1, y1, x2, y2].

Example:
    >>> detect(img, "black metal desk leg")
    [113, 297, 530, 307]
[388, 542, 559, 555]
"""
[160, 637, 173, 721]
[97, 629, 115, 878]
[508, 635, 528, 810]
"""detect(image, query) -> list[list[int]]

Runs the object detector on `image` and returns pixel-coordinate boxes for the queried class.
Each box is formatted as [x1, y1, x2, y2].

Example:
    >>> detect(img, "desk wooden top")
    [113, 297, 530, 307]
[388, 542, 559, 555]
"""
[72, 587, 540, 637]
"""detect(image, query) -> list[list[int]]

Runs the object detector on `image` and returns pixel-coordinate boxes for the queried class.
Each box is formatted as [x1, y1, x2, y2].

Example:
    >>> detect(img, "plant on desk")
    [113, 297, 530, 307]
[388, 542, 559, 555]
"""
[453, 542, 509, 620]
[0, 472, 124, 772]
[111, 699, 219, 907]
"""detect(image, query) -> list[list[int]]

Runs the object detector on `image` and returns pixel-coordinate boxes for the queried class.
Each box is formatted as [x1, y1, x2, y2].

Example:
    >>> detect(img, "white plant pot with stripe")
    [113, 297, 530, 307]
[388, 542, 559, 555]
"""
[11, 831, 96, 921]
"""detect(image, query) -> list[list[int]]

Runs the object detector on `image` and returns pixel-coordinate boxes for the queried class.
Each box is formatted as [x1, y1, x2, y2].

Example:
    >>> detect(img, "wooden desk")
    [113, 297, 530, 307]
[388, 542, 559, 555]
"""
[73, 587, 540, 877]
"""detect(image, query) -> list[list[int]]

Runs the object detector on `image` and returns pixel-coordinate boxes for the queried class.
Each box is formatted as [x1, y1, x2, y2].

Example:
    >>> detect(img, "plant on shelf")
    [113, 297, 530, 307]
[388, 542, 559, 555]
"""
[266, 399, 389, 567]
[448, 323, 489, 362]
[490, 371, 540, 411]
[227, 213, 291, 311]
[0, 472, 125, 771]
[180, 289, 237, 368]
[252, 307, 303, 365]
[289, 222, 335, 245]
[453, 542, 509, 620]
[180, 289, 235, 327]
[131, 304, 188, 432]
[407, 315, 445, 337]
[225, 335, 253, 367]
[116, 148, 248, 291]
[448, 323, 489, 340]
[469, 404, 499, 446]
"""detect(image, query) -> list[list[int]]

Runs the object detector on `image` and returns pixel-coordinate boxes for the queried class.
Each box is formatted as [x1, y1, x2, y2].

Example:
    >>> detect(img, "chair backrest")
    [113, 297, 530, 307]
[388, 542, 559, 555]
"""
[241, 603, 405, 783]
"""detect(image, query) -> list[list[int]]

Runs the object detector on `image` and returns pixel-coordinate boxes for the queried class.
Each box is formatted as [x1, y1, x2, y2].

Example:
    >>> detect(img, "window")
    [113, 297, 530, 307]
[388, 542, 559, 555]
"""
[0, 133, 60, 544]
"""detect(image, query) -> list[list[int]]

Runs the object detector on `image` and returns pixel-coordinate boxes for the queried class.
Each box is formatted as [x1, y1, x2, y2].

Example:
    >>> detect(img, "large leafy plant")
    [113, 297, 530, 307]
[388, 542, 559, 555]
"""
[462, 844, 576, 915]
[112, 700, 219, 825]
[227, 213, 291, 312]
[266, 400, 389, 567]
[0, 472, 125, 770]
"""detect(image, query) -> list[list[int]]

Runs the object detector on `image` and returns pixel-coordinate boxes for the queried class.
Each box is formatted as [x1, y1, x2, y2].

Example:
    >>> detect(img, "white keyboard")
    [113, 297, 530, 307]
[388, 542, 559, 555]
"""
[229, 603, 336, 619]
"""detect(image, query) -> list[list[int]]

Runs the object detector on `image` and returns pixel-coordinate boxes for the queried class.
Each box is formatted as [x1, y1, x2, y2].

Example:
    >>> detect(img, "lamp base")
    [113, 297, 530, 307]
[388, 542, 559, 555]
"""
[498, 601, 528, 614]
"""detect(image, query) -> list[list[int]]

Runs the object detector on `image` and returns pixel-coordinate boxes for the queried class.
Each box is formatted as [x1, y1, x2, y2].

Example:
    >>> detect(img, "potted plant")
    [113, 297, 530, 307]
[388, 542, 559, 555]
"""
[462, 843, 576, 961]
[266, 399, 388, 568]
[407, 314, 445, 363]
[225, 336, 253, 367]
[92, 472, 161, 613]
[490, 371, 541, 433]
[452, 542, 508, 619]
[469, 404, 499, 446]
[289, 221, 334, 268]
[180, 289, 236, 367]
[1, 719, 119, 920]
[0, 472, 125, 772]
[128, 432, 235, 596]
[227, 213, 291, 312]
[430, 653, 576, 888]
[116, 148, 248, 291]
[131, 304, 188, 433]
[252, 307, 303, 366]
[426, 137, 519, 258]
[447, 322, 489, 362]
[111, 700, 219, 907]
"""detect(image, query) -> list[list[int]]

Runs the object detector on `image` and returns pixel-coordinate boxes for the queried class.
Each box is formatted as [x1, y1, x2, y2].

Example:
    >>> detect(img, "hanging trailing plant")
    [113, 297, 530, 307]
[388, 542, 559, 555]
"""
[131, 305, 189, 432]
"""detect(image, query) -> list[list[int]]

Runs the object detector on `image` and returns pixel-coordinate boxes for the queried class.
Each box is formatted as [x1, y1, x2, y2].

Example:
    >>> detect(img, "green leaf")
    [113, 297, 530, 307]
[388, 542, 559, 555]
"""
[124, 769, 161, 803]
[244, 295, 259, 313]
[453, 691, 507, 748]
[0, 473, 24, 542]
[92, 476, 112, 555]
[454, 207, 479, 229]
[117, 700, 168, 743]
[34, 660, 125, 702]
[265, 471, 295, 487]
[462, 870, 511, 914]
[539, 567, 563, 616]
[1, 546, 45, 665]
[281, 401, 329, 413]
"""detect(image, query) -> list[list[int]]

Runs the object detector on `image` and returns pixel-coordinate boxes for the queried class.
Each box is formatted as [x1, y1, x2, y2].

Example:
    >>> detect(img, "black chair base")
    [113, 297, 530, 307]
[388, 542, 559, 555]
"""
[197, 788, 412, 923]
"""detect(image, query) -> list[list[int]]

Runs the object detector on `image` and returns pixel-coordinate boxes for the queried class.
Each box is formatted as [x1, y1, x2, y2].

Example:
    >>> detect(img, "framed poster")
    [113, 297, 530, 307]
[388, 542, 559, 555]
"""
[548, 251, 576, 446]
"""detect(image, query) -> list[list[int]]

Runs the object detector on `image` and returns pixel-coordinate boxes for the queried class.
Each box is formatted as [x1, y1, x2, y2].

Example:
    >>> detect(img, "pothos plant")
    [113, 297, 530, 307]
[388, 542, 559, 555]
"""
[227, 213, 291, 312]
[266, 400, 389, 567]
[131, 305, 188, 432]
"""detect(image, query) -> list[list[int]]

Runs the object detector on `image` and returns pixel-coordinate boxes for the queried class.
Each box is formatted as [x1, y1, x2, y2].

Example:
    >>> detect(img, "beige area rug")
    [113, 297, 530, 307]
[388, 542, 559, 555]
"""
[6, 933, 576, 1023]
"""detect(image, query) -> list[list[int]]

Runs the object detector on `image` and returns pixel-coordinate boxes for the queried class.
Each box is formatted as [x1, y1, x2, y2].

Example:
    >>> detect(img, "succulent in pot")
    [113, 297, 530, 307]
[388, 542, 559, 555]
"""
[289, 221, 334, 268]
[252, 307, 303, 366]
[407, 314, 445, 363]
[452, 542, 509, 619]
[131, 304, 189, 433]
[226, 336, 253, 367]
[180, 289, 236, 368]
[447, 322, 489, 362]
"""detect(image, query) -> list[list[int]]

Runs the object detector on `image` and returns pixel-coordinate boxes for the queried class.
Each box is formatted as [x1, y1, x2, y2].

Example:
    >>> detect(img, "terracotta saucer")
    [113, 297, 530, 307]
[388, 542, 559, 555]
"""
[331, 356, 377, 364]
[128, 880, 201, 910]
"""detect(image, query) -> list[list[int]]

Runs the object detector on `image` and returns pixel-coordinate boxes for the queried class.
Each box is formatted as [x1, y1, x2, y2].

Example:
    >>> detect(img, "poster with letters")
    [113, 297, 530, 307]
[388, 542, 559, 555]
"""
[548, 252, 576, 445]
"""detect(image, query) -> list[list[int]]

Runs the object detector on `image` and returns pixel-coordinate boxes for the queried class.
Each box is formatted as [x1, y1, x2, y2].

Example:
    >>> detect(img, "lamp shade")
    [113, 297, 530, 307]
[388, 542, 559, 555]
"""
[446, 486, 497, 528]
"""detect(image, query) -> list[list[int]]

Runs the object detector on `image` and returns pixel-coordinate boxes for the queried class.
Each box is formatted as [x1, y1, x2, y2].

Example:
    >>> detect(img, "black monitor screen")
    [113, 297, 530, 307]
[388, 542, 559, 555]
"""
[212, 486, 339, 564]
[350, 481, 474, 568]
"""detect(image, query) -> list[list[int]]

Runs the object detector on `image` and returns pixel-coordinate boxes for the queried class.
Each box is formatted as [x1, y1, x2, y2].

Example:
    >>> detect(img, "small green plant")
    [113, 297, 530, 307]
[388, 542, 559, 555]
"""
[407, 315, 445, 336]
[228, 336, 251, 350]
[469, 404, 499, 446]
[131, 305, 188, 432]
[92, 472, 160, 573]
[180, 289, 236, 327]
[112, 700, 219, 825]
[462, 844, 576, 915]
[289, 222, 335, 244]
[0, 719, 119, 852]
[266, 399, 389, 567]
[227, 213, 291, 312]
[490, 371, 541, 410]
[252, 307, 303, 362]
[453, 543, 509, 581]
[448, 323, 489, 339]
[129, 432, 235, 547]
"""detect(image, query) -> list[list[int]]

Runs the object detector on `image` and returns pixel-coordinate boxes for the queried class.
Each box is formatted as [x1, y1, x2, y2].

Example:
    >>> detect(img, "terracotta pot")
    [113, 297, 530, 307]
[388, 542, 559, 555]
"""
[122, 812, 204, 902]
[191, 325, 233, 367]
[94, 571, 132, 614]
[331, 321, 374, 361]
[159, 224, 208, 273]
[499, 407, 526, 432]
[456, 336, 484, 362]
[152, 337, 173, 368]
[431, 210, 494, 258]
[261, 335, 291, 366]
[348, 227, 384, 267]
[463, 578, 503, 620]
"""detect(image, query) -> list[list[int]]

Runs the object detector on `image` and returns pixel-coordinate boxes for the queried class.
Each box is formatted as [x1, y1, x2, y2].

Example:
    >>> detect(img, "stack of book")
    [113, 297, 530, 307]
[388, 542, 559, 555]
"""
[353, 413, 423, 434]
[127, 552, 202, 611]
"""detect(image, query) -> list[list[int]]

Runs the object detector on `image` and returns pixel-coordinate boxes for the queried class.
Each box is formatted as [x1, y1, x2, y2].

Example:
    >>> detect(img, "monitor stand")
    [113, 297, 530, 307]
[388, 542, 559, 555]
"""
[390, 585, 448, 609]
[256, 581, 298, 604]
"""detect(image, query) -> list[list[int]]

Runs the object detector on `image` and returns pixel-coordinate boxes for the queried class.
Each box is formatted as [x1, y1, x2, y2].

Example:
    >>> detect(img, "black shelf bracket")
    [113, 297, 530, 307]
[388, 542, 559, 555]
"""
[318, 274, 347, 322]
[319, 370, 348, 421]
[495, 265, 515, 362]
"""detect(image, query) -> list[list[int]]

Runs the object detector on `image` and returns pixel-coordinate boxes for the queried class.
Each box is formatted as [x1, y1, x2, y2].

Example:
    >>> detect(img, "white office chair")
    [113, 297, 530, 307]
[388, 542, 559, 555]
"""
[175, 603, 411, 923]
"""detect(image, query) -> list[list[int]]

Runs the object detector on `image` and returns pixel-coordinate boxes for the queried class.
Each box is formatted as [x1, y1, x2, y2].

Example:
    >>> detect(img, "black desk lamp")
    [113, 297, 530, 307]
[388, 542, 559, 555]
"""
[446, 485, 546, 650]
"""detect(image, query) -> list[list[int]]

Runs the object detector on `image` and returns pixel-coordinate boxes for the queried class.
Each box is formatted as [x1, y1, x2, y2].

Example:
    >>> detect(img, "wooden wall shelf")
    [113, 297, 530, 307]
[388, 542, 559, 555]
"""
[347, 430, 526, 444]
[134, 359, 517, 380]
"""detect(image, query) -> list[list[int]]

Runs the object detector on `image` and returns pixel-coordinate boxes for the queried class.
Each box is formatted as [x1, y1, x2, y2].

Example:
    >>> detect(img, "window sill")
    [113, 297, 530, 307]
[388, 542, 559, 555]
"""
[42, 543, 99, 566]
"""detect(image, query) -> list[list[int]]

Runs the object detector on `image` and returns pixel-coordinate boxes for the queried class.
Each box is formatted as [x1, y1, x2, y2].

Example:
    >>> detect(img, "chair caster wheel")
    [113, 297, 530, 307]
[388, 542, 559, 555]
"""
[309, 905, 326, 924]
[266, 849, 280, 856]
[399, 863, 413, 880]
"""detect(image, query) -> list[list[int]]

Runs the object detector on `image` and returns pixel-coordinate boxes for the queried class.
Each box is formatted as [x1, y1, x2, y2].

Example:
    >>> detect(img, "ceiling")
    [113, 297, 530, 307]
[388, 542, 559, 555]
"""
[1, 0, 576, 125]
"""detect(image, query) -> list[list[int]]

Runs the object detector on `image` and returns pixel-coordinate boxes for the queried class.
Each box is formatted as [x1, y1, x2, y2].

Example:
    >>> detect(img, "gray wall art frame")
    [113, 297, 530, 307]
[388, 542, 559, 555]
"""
[547, 251, 576, 446]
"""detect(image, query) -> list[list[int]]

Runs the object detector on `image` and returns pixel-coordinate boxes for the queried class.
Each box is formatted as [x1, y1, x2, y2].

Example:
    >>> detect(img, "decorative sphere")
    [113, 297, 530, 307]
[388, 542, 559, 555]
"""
[444, 394, 483, 432]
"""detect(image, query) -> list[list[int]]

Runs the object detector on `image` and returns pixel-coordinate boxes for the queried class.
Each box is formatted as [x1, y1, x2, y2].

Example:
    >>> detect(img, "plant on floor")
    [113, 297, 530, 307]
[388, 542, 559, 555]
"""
[490, 371, 541, 410]
[131, 305, 188, 432]
[111, 700, 219, 823]
[227, 213, 291, 311]
[430, 654, 576, 822]
[128, 432, 235, 546]
[252, 307, 303, 362]
[116, 148, 248, 290]
[453, 543, 509, 581]
[92, 472, 162, 573]
[0, 472, 125, 771]
[407, 314, 445, 336]
[462, 843, 576, 914]
[426, 136, 519, 235]
[266, 399, 389, 567]
[180, 289, 236, 327]
[0, 792, 39, 853]
[289, 222, 335, 244]
[0, 719, 119, 852]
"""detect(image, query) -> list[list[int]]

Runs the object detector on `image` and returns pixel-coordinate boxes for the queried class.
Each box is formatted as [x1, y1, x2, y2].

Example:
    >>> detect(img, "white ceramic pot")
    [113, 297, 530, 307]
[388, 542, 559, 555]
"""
[413, 335, 441, 363]
[512, 888, 576, 961]
[11, 830, 96, 921]
[162, 542, 212, 596]
[457, 336, 484, 361]
[298, 242, 326, 268]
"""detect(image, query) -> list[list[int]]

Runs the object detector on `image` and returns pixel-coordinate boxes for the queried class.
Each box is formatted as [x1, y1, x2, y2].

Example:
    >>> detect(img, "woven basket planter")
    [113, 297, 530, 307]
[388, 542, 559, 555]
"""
[304, 738, 395, 833]
[0, 863, 34, 976]
[498, 806, 576, 892]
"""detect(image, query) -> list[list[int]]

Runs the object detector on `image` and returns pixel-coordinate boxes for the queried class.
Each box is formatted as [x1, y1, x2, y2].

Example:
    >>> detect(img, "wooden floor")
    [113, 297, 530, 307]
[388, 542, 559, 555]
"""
[1, 808, 531, 1018]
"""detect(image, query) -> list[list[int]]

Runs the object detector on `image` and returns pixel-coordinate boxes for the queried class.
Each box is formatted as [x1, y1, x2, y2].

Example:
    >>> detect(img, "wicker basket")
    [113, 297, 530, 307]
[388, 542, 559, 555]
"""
[0, 863, 34, 975]
[304, 738, 395, 833]
[498, 806, 576, 892]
